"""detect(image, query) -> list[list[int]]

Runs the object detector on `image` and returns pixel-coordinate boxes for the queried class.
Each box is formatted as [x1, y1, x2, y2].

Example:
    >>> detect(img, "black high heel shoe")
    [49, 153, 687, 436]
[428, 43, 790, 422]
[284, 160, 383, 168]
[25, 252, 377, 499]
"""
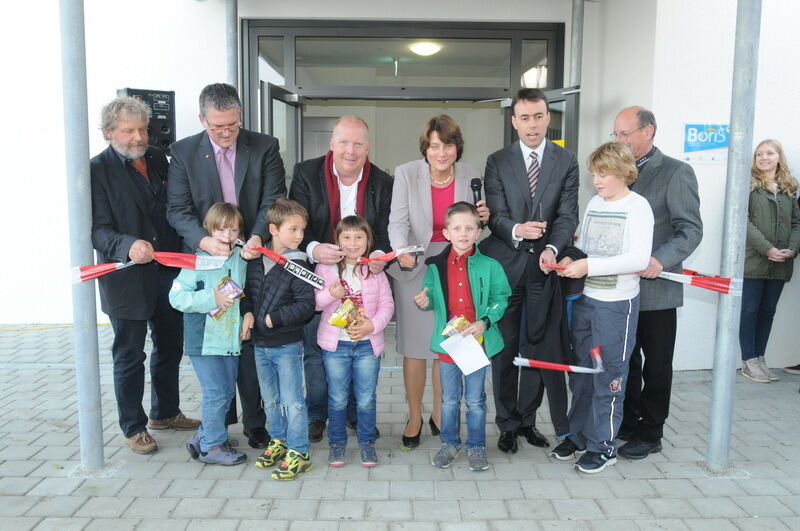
[429, 416, 441, 437]
[400, 418, 423, 450]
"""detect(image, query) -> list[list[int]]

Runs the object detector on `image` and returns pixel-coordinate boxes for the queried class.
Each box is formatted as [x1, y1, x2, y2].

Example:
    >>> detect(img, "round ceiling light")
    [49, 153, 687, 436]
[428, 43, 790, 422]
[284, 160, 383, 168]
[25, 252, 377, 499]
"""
[409, 41, 442, 56]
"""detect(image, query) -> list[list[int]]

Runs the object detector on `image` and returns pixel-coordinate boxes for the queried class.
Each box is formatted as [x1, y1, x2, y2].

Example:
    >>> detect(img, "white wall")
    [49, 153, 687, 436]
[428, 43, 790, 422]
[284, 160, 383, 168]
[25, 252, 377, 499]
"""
[4, 0, 230, 324]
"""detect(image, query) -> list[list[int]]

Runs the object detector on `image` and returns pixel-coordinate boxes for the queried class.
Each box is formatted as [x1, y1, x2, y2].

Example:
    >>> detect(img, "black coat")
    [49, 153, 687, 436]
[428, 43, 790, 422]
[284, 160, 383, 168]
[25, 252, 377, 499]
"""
[288, 156, 393, 253]
[479, 140, 580, 288]
[525, 246, 587, 364]
[90, 146, 181, 320]
[166, 128, 287, 251]
[241, 252, 316, 347]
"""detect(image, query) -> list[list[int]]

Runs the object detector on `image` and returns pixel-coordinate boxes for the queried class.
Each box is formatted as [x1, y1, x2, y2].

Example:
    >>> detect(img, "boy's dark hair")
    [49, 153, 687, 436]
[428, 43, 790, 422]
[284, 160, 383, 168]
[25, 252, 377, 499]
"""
[587, 142, 639, 185]
[267, 198, 309, 227]
[512, 88, 550, 114]
[333, 215, 375, 279]
[444, 201, 481, 227]
[203, 202, 243, 234]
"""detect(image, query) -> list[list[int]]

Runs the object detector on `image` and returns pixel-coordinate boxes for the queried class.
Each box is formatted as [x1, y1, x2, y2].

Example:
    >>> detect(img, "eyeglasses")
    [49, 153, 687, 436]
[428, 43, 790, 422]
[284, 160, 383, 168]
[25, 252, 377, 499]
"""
[609, 125, 646, 140]
[206, 122, 241, 134]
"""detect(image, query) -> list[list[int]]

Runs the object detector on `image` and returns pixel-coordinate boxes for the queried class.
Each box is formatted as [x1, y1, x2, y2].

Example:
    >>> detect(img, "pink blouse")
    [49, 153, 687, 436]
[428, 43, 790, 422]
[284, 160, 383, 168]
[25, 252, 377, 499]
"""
[431, 182, 455, 242]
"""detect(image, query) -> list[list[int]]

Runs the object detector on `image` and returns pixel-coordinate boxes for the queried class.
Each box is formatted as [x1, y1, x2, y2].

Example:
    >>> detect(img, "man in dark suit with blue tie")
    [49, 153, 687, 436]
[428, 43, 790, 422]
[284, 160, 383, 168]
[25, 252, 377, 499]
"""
[167, 83, 287, 448]
[480, 88, 580, 454]
[91, 97, 200, 455]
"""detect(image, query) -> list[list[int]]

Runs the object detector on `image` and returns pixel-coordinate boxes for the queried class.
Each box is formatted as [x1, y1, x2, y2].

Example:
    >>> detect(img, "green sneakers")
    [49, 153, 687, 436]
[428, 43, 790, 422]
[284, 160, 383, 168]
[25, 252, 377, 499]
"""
[272, 449, 313, 481]
[255, 439, 287, 469]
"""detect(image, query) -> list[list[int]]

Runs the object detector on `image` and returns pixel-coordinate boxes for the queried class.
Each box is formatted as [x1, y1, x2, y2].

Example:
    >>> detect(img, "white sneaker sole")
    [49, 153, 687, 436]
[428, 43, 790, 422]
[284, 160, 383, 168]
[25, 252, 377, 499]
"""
[741, 369, 770, 384]
[551, 448, 586, 461]
[574, 456, 616, 474]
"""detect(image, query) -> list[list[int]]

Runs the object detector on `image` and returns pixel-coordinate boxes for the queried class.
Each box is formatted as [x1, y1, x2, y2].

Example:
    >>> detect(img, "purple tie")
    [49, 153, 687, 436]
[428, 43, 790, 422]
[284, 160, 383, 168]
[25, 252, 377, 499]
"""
[217, 147, 237, 205]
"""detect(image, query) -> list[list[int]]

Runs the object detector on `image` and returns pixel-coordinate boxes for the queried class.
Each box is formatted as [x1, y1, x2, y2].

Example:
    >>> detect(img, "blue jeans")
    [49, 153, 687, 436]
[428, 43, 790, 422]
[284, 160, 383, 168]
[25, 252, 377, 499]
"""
[254, 341, 309, 453]
[739, 278, 785, 361]
[323, 340, 381, 447]
[439, 362, 488, 450]
[189, 354, 239, 452]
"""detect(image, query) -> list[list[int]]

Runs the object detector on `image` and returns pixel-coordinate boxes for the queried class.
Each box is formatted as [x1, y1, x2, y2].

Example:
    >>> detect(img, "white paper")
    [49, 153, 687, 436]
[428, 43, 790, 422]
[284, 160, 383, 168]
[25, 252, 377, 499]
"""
[441, 334, 490, 375]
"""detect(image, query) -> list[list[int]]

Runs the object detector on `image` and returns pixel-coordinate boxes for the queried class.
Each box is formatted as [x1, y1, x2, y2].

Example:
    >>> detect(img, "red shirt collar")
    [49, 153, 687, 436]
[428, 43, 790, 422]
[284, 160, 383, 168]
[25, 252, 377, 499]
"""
[447, 245, 475, 264]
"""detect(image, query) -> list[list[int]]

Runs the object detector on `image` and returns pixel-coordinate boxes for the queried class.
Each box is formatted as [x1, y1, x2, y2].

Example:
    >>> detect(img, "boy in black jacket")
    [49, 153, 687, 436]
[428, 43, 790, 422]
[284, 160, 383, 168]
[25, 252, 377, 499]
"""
[242, 199, 316, 480]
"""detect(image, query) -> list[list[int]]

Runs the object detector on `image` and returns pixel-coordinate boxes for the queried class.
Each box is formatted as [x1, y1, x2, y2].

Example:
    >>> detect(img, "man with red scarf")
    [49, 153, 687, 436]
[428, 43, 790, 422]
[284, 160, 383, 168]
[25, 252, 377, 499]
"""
[289, 115, 393, 442]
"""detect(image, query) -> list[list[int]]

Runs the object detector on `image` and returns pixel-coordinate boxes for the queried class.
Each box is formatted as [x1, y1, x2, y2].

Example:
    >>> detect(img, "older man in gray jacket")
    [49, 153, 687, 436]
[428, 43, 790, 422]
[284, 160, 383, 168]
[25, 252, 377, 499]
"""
[612, 106, 703, 460]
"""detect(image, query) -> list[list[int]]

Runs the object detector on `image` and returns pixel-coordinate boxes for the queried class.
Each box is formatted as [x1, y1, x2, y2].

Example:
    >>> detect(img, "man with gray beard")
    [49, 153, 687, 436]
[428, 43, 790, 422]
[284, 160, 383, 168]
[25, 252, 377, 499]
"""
[91, 96, 200, 455]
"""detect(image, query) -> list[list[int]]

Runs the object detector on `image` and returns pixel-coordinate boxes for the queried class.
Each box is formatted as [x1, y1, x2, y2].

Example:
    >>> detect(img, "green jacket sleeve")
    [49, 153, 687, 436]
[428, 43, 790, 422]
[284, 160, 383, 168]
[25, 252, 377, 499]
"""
[420, 266, 435, 311]
[482, 260, 511, 325]
[169, 268, 216, 314]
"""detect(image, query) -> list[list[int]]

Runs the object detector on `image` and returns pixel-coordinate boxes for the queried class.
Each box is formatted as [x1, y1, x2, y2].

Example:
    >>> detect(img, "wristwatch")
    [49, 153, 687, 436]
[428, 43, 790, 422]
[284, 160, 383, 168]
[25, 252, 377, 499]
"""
[480, 316, 491, 329]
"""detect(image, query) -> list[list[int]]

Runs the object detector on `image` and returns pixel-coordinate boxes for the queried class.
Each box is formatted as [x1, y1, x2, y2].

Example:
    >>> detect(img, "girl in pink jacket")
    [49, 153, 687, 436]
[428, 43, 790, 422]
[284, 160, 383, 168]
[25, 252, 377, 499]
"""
[315, 216, 394, 468]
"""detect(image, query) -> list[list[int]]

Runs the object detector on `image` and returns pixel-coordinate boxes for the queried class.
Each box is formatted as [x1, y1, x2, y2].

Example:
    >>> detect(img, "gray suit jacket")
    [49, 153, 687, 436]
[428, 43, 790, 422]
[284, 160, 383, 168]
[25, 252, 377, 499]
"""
[166, 128, 286, 251]
[479, 140, 580, 288]
[631, 147, 703, 311]
[386, 159, 481, 282]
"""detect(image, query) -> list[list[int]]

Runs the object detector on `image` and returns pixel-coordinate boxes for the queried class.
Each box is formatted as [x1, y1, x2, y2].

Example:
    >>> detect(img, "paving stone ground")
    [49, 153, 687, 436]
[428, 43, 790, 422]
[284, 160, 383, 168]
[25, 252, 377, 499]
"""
[1, 323, 800, 530]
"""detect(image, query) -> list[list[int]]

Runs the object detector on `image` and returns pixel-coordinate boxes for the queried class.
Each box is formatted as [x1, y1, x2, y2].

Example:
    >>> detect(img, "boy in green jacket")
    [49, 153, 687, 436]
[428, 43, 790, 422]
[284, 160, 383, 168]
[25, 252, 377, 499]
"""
[414, 202, 511, 471]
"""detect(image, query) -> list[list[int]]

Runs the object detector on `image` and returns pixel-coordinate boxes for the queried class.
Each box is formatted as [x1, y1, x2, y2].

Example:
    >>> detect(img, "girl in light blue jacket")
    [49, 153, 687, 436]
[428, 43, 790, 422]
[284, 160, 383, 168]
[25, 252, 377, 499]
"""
[170, 202, 249, 466]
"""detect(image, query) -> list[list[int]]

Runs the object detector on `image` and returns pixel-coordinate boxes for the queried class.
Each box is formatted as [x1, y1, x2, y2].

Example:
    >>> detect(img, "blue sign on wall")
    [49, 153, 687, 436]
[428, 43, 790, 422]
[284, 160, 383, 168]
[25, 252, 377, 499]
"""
[684, 124, 730, 153]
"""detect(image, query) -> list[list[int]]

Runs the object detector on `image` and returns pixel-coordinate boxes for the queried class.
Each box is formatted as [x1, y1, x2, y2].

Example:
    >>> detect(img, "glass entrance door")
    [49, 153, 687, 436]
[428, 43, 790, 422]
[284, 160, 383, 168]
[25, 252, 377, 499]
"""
[261, 82, 303, 183]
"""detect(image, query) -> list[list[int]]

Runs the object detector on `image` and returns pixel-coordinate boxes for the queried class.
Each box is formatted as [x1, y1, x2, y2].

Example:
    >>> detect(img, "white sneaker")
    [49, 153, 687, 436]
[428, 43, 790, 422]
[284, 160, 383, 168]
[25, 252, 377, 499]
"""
[742, 358, 770, 383]
[757, 356, 779, 381]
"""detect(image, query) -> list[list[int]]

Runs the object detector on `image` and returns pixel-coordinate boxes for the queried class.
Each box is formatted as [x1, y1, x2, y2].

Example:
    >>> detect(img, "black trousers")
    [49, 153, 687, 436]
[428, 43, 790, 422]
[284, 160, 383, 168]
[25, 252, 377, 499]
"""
[492, 254, 546, 432]
[109, 268, 183, 438]
[225, 341, 267, 430]
[621, 308, 677, 442]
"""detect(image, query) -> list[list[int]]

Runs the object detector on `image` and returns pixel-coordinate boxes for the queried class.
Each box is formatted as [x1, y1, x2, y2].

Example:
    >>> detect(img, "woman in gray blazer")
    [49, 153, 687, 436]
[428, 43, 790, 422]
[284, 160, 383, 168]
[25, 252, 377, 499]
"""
[388, 115, 489, 449]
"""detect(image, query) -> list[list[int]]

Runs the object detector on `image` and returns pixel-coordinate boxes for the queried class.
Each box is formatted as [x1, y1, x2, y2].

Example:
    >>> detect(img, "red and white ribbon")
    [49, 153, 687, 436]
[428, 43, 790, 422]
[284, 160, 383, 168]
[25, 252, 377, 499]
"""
[236, 240, 325, 290]
[513, 345, 604, 374]
[658, 269, 742, 296]
[73, 252, 229, 283]
[357, 244, 426, 265]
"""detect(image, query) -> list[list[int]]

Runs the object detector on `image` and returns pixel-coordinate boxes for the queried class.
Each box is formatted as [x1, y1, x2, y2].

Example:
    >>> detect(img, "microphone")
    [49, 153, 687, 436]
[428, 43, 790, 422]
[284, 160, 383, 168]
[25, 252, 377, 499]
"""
[470, 178, 482, 205]
[471, 178, 485, 228]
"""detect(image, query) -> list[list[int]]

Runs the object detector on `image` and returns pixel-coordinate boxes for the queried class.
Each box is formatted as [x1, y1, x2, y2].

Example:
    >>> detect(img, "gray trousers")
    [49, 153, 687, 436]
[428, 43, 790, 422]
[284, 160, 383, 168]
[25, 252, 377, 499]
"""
[567, 295, 639, 456]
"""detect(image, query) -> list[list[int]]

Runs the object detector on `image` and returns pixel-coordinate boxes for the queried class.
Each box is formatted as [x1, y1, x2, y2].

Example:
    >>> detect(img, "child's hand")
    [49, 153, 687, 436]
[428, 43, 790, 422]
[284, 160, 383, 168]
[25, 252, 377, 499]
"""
[562, 258, 588, 278]
[214, 286, 235, 309]
[241, 312, 254, 341]
[329, 280, 345, 299]
[367, 251, 388, 274]
[555, 256, 574, 277]
[347, 316, 375, 341]
[413, 287, 430, 309]
[462, 320, 486, 339]
[265, 314, 274, 328]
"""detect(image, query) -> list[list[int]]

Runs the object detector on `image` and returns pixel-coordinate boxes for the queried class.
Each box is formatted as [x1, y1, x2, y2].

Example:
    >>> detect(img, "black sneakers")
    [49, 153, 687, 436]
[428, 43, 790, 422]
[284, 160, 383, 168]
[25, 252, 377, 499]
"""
[618, 439, 662, 460]
[550, 439, 585, 461]
[574, 451, 616, 474]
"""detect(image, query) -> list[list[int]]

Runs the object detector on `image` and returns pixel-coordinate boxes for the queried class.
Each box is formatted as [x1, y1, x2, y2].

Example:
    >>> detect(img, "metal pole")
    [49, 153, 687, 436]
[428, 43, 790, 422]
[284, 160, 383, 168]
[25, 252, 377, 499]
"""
[706, 0, 762, 472]
[226, 0, 239, 88]
[59, 0, 104, 469]
[569, 0, 584, 87]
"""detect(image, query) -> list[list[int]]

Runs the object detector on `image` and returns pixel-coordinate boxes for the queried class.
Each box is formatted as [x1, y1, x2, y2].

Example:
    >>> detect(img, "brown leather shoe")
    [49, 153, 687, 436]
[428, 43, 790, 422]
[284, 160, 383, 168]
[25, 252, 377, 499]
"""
[148, 412, 201, 431]
[126, 430, 158, 454]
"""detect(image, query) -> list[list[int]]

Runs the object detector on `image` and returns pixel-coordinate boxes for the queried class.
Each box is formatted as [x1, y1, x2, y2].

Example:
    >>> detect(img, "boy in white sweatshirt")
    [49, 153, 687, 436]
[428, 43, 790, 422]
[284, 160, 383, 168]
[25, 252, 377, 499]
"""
[552, 142, 654, 474]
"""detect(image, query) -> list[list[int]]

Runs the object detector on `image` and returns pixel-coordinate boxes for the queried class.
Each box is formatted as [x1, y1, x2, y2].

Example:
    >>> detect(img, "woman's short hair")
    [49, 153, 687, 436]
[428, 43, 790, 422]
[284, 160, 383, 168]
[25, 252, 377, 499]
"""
[587, 142, 639, 185]
[419, 114, 464, 161]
